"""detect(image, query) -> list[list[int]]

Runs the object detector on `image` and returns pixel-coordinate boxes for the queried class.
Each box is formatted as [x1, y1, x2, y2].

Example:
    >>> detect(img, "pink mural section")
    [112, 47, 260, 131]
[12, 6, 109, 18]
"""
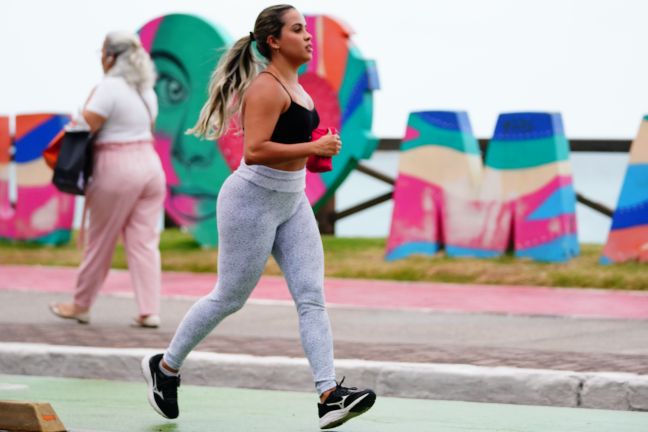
[139, 16, 163, 52]
[601, 116, 648, 263]
[0, 114, 75, 244]
[388, 174, 443, 256]
[386, 111, 485, 259]
[387, 111, 579, 263]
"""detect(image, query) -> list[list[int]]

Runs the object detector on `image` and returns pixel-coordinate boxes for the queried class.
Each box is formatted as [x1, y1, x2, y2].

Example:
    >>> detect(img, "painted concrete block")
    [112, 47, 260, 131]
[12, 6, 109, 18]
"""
[601, 116, 648, 263]
[387, 112, 579, 263]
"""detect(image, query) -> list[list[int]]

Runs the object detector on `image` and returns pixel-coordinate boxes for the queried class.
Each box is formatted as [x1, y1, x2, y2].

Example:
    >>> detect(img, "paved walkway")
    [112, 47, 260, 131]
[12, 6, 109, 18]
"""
[0, 265, 647, 374]
[2, 374, 647, 432]
[2, 265, 648, 319]
[2, 290, 647, 373]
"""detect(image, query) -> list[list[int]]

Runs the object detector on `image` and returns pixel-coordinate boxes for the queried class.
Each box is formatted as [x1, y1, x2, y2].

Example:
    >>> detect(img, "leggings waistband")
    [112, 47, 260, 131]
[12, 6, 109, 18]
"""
[234, 158, 305, 193]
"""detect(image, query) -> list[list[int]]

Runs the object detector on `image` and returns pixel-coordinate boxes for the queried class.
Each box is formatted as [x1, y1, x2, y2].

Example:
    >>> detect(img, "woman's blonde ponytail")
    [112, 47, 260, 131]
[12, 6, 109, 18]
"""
[187, 35, 259, 140]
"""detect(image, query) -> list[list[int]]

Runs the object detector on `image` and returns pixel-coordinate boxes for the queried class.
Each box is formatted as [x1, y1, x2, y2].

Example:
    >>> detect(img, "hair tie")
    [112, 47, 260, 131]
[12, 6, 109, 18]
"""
[249, 31, 255, 41]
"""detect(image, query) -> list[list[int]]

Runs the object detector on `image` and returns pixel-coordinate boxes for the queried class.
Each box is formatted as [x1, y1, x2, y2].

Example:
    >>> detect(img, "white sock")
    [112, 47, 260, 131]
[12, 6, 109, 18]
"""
[159, 359, 179, 377]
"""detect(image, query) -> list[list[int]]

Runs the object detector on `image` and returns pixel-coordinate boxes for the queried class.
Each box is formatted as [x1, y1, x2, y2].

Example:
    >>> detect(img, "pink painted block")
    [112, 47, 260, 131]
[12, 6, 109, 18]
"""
[0, 183, 75, 240]
[515, 176, 577, 249]
[443, 196, 512, 253]
[386, 174, 443, 254]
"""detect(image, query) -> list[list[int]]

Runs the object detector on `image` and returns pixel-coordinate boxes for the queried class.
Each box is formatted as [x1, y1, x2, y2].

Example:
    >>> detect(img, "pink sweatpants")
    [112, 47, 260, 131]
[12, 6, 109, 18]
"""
[74, 142, 166, 316]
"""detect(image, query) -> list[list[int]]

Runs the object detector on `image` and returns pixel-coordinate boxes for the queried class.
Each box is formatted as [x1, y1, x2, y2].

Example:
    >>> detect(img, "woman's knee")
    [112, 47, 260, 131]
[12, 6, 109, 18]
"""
[293, 288, 326, 314]
[206, 292, 247, 316]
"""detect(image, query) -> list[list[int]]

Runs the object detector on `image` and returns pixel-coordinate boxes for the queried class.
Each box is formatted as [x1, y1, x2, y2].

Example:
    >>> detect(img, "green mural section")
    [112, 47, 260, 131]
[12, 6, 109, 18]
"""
[139, 14, 232, 247]
[486, 137, 571, 170]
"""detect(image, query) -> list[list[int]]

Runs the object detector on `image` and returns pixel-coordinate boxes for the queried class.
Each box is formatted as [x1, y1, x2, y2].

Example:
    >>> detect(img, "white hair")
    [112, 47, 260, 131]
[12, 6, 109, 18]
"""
[104, 31, 156, 91]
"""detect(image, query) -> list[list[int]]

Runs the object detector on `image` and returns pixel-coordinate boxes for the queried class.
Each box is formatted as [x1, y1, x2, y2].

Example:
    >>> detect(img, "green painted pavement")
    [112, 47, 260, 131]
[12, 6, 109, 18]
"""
[1, 375, 646, 432]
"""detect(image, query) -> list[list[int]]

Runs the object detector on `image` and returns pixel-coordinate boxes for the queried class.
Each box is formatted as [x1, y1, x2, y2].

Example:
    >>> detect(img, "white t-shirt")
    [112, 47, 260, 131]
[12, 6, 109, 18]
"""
[86, 76, 158, 144]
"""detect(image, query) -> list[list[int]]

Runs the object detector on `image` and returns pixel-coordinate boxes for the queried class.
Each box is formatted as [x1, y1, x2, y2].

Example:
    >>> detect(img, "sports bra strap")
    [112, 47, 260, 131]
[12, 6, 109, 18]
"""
[260, 71, 293, 102]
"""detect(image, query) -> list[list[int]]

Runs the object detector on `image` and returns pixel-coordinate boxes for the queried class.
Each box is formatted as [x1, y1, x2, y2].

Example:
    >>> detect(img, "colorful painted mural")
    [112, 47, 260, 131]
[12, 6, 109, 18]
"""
[10, 13, 635, 263]
[385, 111, 481, 259]
[139, 13, 378, 247]
[386, 111, 579, 263]
[139, 14, 231, 247]
[601, 116, 648, 263]
[298, 15, 379, 209]
[0, 114, 75, 244]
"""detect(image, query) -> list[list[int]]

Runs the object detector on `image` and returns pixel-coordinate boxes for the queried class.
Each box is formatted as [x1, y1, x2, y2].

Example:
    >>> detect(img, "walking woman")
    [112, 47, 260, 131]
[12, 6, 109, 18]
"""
[49, 32, 165, 328]
[141, 4, 376, 429]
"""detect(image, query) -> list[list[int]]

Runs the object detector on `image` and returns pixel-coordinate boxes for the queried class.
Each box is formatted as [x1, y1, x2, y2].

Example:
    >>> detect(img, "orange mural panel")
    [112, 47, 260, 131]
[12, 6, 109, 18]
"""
[322, 16, 351, 92]
[15, 114, 52, 140]
[0, 116, 9, 164]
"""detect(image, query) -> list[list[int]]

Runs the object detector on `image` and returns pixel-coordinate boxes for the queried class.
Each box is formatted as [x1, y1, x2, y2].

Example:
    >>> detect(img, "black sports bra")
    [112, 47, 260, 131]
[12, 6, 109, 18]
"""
[261, 71, 320, 144]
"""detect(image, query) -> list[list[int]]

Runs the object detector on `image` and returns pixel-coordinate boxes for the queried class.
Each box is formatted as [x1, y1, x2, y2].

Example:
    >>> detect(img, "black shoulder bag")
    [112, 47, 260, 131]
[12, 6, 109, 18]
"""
[52, 128, 95, 195]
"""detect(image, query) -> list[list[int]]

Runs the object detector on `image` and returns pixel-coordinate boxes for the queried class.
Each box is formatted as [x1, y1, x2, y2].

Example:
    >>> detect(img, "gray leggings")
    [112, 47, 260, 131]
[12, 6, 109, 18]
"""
[164, 161, 336, 394]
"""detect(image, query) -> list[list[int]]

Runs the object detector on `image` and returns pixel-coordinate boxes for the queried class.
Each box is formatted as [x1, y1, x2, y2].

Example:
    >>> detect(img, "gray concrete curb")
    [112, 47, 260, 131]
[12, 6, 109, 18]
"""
[0, 343, 646, 411]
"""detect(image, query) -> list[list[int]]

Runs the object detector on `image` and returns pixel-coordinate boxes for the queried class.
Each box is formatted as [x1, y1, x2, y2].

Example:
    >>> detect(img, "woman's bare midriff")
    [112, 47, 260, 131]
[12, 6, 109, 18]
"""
[264, 158, 308, 171]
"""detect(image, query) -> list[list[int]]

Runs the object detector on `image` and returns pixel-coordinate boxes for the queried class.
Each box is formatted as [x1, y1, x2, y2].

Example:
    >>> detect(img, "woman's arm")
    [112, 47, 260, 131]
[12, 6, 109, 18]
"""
[242, 75, 340, 165]
[80, 85, 107, 133]
[82, 110, 107, 133]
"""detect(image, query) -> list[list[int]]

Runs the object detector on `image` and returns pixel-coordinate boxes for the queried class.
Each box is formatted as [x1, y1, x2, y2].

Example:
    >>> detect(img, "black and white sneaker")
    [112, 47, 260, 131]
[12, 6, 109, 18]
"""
[318, 377, 376, 429]
[141, 353, 180, 419]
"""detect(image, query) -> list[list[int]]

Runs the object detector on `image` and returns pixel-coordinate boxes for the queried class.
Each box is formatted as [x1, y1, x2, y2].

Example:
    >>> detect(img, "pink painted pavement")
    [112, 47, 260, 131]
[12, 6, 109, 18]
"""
[1, 265, 647, 320]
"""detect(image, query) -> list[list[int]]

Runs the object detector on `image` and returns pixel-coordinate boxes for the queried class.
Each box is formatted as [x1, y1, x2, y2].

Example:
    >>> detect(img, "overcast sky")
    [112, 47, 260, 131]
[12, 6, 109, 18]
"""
[2, 0, 647, 139]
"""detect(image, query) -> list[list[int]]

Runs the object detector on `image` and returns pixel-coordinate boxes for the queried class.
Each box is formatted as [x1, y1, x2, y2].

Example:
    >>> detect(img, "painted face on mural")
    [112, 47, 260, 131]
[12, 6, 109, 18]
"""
[152, 49, 220, 225]
[152, 50, 223, 222]
[141, 15, 232, 245]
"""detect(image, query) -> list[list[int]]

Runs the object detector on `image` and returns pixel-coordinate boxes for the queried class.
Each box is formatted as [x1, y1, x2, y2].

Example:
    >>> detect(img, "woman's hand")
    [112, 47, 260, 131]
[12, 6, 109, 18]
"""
[311, 131, 342, 157]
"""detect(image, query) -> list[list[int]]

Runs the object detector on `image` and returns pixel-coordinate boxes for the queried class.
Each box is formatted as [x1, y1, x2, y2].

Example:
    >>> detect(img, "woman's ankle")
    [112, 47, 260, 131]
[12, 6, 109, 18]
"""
[161, 359, 179, 374]
[319, 387, 335, 403]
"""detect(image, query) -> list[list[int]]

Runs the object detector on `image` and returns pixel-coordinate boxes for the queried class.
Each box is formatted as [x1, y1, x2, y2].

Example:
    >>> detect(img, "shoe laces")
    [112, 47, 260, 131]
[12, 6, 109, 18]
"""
[332, 376, 357, 396]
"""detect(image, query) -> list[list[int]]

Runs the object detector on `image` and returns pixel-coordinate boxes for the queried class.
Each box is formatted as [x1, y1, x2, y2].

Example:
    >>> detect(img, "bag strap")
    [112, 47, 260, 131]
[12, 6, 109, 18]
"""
[137, 91, 154, 132]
